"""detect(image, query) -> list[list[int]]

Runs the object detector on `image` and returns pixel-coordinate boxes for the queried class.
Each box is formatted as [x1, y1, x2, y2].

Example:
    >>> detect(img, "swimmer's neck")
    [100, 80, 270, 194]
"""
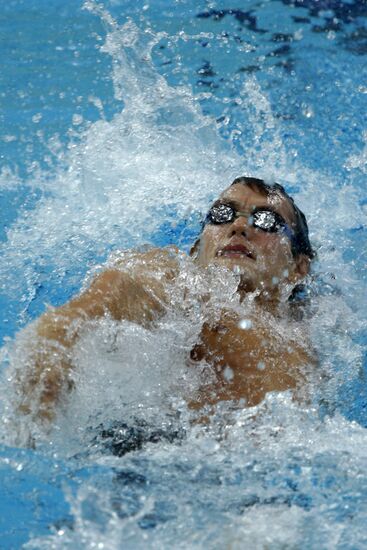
[236, 279, 292, 316]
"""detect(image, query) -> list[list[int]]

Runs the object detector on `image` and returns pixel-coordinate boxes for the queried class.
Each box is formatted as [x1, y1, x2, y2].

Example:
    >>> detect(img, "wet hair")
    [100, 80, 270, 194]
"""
[230, 176, 315, 260]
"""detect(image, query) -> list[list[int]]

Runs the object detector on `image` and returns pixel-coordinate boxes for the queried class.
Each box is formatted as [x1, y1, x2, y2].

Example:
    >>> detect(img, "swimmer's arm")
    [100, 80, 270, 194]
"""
[18, 248, 179, 421]
[45, 246, 180, 331]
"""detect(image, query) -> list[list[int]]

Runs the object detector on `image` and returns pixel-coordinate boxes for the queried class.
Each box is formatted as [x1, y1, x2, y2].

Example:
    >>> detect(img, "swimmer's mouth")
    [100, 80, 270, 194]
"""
[217, 244, 255, 260]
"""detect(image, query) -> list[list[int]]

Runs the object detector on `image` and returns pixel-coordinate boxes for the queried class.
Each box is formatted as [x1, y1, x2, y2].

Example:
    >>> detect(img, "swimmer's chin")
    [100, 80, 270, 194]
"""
[201, 256, 261, 292]
[211, 254, 256, 273]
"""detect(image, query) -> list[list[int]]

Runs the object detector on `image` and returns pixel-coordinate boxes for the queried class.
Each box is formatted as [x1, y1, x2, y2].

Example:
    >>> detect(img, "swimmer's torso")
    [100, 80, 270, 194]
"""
[189, 308, 313, 408]
[15, 248, 315, 424]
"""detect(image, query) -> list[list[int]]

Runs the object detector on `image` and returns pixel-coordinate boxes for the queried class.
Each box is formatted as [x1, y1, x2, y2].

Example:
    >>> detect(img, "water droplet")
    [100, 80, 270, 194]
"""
[72, 114, 83, 126]
[294, 29, 303, 41]
[224, 366, 234, 381]
[32, 113, 42, 124]
[238, 319, 252, 330]
[302, 105, 314, 118]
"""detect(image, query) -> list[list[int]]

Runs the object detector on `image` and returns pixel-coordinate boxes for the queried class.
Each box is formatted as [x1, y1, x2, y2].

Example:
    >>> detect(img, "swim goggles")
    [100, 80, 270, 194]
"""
[204, 203, 293, 239]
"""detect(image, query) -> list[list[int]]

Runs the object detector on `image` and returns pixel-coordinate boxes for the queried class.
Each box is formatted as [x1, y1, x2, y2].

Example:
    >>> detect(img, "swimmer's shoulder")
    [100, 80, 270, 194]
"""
[106, 246, 182, 282]
[199, 305, 317, 367]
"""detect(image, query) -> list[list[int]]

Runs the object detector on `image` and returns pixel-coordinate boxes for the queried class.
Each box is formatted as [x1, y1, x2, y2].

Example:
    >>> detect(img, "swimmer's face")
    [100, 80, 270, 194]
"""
[194, 184, 310, 293]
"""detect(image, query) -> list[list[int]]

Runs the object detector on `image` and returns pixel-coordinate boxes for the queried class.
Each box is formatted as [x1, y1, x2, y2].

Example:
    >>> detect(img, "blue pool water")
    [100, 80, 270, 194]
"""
[0, 0, 366, 547]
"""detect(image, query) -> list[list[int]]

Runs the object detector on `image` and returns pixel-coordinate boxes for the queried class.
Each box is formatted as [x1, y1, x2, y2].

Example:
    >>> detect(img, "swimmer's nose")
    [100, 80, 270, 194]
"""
[228, 215, 251, 237]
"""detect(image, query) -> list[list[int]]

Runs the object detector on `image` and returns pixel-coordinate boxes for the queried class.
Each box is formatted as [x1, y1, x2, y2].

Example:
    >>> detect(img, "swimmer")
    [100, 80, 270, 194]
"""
[16, 177, 316, 423]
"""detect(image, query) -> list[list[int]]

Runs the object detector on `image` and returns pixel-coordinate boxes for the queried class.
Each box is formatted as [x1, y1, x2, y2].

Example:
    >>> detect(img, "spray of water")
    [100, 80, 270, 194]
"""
[1, 3, 367, 546]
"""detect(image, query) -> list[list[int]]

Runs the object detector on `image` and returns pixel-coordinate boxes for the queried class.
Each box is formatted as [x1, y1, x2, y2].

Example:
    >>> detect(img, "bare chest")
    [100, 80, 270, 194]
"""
[189, 312, 311, 407]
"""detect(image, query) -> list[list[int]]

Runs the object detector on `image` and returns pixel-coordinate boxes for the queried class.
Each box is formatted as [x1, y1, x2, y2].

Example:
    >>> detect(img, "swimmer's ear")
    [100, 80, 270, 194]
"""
[290, 254, 311, 282]
[190, 238, 200, 259]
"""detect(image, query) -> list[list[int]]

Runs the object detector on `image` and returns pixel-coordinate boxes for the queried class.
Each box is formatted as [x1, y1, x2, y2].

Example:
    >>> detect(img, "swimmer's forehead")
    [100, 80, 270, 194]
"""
[218, 184, 296, 225]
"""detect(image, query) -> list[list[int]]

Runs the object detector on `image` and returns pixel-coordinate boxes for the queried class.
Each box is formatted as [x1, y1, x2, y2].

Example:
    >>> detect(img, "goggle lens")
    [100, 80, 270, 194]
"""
[252, 210, 283, 232]
[206, 204, 286, 233]
[207, 204, 234, 224]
